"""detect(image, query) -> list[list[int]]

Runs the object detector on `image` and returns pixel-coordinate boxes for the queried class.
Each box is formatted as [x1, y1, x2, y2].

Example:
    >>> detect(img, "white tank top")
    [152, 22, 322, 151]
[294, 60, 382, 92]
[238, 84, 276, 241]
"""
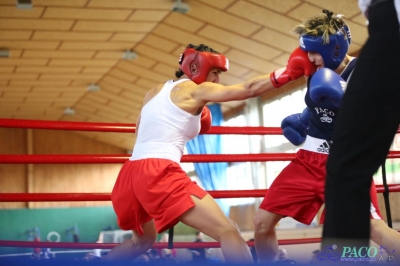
[130, 79, 201, 163]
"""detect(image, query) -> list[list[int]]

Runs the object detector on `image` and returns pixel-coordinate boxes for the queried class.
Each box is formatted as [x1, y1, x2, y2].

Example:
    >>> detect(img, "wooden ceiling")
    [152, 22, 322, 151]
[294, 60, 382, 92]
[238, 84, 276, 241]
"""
[0, 0, 368, 151]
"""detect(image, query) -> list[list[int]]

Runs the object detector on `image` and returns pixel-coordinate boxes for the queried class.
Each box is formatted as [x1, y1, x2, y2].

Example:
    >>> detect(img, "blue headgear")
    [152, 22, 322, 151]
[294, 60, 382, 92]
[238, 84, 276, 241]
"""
[299, 25, 351, 70]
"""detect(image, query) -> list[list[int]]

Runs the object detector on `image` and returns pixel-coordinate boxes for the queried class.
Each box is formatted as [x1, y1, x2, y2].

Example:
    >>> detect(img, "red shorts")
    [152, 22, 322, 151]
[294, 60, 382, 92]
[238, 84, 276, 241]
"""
[111, 159, 207, 235]
[259, 149, 382, 225]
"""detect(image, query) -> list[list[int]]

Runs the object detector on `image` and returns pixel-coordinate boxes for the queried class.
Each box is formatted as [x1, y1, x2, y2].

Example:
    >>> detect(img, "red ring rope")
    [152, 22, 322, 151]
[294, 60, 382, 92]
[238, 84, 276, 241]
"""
[0, 185, 398, 202]
[0, 118, 282, 135]
[1, 152, 399, 164]
[1, 118, 399, 135]
[0, 154, 296, 164]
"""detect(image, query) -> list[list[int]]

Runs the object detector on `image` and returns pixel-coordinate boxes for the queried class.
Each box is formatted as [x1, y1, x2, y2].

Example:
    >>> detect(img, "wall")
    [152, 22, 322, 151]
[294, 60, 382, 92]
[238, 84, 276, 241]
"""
[0, 128, 27, 209]
[230, 204, 255, 231]
[378, 193, 400, 223]
[0, 128, 125, 209]
[0, 207, 118, 255]
[0, 127, 126, 254]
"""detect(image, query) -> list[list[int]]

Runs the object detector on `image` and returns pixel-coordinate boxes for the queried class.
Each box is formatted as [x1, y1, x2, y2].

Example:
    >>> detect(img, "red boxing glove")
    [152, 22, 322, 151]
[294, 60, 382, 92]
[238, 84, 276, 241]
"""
[270, 47, 318, 88]
[199, 106, 212, 134]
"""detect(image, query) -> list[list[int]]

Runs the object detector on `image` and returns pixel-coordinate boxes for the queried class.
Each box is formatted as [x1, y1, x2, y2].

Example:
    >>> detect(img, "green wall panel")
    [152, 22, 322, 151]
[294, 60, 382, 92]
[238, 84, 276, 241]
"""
[0, 207, 118, 255]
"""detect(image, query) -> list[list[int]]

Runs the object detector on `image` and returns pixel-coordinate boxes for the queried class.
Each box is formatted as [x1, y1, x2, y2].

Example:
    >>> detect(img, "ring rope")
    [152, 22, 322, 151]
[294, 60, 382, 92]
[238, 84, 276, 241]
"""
[0, 154, 296, 164]
[0, 185, 399, 202]
[0, 118, 282, 135]
[1, 152, 399, 164]
[1, 118, 399, 135]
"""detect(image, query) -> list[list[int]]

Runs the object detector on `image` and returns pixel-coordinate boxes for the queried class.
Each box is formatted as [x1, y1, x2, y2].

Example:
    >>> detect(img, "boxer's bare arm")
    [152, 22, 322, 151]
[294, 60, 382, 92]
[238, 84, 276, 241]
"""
[193, 74, 275, 105]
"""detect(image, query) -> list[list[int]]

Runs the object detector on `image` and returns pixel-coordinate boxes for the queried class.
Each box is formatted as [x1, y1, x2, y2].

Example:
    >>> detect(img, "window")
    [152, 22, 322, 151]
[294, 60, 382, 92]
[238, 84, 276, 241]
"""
[373, 136, 400, 185]
[181, 147, 201, 185]
[222, 114, 255, 205]
[262, 87, 307, 188]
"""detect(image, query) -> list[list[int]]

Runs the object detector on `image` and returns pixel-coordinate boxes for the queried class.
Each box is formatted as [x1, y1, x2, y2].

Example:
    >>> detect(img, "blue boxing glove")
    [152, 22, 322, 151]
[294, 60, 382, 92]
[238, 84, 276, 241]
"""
[309, 68, 346, 107]
[281, 108, 310, 146]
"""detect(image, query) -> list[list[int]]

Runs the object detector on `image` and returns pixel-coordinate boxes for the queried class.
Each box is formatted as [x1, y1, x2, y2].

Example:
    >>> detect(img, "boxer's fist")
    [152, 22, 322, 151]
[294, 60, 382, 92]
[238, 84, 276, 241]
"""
[270, 47, 318, 88]
[310, 68, 345, 107]
[281, 108, 310, 146]
[199, 105, 212, 134]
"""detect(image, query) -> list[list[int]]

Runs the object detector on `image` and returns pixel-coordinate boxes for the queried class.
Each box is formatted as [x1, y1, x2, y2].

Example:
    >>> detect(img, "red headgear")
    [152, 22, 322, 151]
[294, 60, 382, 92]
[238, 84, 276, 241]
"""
[179, 48, 229, 84]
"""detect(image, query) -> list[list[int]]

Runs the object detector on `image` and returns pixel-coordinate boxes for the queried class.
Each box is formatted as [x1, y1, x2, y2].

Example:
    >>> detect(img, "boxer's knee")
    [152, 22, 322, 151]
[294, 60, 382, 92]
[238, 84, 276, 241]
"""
[253, 210, 281, 236]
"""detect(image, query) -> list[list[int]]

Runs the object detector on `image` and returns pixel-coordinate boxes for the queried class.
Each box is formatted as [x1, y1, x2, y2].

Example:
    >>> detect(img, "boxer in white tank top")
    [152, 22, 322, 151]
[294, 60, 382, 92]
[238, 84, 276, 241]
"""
[106, 43, 318, 263]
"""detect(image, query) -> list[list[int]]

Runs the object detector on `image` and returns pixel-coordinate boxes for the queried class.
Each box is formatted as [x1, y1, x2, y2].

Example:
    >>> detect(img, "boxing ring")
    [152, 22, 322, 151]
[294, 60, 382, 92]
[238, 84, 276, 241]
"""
[0, 118, 399, 254]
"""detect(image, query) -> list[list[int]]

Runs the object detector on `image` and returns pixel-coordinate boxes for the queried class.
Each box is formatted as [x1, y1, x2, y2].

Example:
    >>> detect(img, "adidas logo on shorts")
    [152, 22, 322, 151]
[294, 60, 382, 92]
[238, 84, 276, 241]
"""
[317, 141, 331, 153]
